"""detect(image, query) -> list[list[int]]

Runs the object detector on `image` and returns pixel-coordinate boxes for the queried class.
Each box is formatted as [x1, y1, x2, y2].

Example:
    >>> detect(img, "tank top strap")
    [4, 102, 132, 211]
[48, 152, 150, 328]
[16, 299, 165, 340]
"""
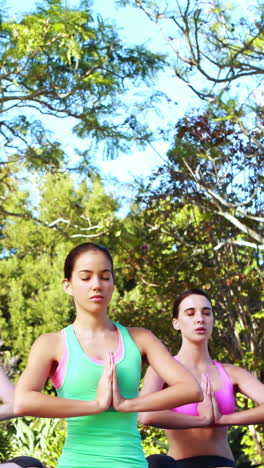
[213, 360, 233, 387]
[113, 322, 142, 364]
[64, 324, 80, 352]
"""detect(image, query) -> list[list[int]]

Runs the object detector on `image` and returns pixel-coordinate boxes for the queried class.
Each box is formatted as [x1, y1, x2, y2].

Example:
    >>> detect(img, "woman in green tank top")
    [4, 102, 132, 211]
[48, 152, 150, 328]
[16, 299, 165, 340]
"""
[14, 242, 202, 468]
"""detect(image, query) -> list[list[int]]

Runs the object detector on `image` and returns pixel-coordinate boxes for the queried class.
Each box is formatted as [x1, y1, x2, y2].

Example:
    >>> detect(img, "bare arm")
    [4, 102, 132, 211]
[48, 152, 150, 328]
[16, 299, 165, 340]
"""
[0, 366, 15, 420]
[113, 328, 203, 413]
[14, 334, 113, 418]
[139, 367, 213, 428]
[0, 464, 22, 468]
[215, 364, 264, 426]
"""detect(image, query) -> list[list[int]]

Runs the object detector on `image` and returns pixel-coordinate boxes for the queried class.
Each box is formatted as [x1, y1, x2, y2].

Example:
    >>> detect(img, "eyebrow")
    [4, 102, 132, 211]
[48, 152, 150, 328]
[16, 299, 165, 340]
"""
[79, 269, 112, 273]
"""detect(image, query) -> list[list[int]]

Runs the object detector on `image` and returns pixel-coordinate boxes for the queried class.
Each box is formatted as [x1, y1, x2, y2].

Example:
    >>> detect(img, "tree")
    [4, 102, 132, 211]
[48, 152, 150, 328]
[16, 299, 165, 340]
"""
[0, 171, 122, 364]
[0, 0, 167, 256]
[117, 110, 264, 463]
[0, 0, 165, 187]
[120, 0, 264, 99]
[118, 194, 263, 464]
[118, 0, 264, 252]
[163, 110, 263, 250]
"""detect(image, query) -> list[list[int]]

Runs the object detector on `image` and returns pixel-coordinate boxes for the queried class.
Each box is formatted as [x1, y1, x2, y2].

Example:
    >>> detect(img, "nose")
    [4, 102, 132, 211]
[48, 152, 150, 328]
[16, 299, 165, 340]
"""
[91, 275, 102, 290]
[196, 312, 204, 323]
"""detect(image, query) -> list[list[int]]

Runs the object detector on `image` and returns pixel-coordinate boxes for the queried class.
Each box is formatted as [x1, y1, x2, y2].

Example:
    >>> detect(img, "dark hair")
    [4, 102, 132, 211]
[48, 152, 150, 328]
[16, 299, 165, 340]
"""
[173, 288, 212, 318]
[64, 242, 114, 280]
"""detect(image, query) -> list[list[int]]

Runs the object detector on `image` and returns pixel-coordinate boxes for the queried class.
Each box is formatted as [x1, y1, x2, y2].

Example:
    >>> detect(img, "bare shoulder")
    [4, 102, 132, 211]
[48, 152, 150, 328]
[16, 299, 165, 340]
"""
[128, 326, 154, 338]
[222, 363, 258, 384]
[127, 327, 158, 352]
[29, 332, 64, 362]
[222, 363, 264, 402]
[127, 327, 171, 366]
[32, 331, 62, 347]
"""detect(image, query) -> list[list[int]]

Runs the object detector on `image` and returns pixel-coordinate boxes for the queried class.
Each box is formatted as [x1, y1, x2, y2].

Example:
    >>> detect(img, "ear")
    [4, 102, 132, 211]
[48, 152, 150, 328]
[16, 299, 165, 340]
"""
[63, 278, 73, 297]
[172, 318, 180, 331]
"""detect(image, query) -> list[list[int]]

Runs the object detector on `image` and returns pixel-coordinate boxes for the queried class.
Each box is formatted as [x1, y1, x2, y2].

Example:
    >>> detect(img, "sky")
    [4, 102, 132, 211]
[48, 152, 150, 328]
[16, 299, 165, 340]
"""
[5, 0, 196, 186]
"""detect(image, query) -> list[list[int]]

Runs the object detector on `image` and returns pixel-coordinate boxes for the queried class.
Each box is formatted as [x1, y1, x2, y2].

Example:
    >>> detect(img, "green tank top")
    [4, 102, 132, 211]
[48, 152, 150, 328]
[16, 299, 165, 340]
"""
[55, 322, 147, 468]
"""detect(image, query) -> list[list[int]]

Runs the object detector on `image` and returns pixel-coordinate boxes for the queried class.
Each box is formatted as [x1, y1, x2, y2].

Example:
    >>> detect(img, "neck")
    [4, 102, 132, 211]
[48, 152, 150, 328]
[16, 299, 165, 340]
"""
[177, 339, 212, 366]
[73, 311, 114, 333]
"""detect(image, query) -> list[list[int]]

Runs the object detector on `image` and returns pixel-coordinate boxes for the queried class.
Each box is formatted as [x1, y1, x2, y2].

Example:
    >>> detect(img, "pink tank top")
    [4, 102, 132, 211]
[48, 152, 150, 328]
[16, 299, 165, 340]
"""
[171, 359, 235, 415]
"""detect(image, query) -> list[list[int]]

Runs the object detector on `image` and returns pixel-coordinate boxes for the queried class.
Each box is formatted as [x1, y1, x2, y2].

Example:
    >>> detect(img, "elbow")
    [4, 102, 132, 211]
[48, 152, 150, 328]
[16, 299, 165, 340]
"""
[14, 396, 29, 417]
[13, 402, 24, 416]
[138, 411, 155, 426]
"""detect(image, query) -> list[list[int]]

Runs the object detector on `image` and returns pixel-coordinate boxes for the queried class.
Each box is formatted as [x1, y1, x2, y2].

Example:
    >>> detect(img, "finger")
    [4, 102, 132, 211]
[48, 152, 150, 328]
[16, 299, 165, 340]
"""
[203, 374, 208, 392]
[201, 373, 208, 395]
[104, 352, 110, 368]
[110, 352, 115, 381]
[112, 361, 117, 386]
[200, 374, 206, 392]
[205, 374, 213, 396]
[107, 353, 114, 379]
[110, 351, 115, 368]
[207, 378, 213, 397]
[205, 375, 210, 395]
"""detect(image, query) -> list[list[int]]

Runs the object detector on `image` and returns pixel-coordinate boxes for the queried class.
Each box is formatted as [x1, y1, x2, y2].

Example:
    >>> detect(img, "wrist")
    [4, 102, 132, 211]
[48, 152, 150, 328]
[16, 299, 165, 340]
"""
[196, 414, 212, 427]
[215, 414, 228, 426]
[117, 398, 131, 413]
[93, 400, 106, 414]
[200, 415, 211, 426]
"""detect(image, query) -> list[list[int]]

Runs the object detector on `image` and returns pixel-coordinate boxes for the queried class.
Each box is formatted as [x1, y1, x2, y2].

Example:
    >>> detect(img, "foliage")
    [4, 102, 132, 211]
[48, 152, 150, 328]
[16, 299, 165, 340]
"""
[140, 423, 167, 457]
[228, 426, 255, 468]
[0, 0, 263, 463]
[119, 0, 264, 101]
[163, 110, 263, 248]
[0, 168, 133, 464]
[120, 202, 263, 462]
[0, 0, 166, 210]
[0, 170, 123, 368]
[10, 417, 66, 468]
[118, 0, 264, 251]
[110, 107, 264, 462]
[0, 421, 15, 461]
[0, 166, 263, 463]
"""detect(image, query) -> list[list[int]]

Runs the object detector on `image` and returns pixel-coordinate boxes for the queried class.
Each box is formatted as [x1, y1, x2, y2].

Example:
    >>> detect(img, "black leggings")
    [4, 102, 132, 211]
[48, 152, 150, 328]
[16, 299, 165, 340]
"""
[147, 454, 236, 468]
[4, 457, 44, 468]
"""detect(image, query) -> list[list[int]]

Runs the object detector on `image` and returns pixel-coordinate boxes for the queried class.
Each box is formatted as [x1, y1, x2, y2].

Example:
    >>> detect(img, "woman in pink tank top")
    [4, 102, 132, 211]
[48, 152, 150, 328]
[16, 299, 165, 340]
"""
[139, 289, 264, 468]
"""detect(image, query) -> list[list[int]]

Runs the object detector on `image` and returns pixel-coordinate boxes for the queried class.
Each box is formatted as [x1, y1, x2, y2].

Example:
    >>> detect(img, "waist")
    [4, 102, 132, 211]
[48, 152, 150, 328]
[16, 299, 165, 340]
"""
[166, 426, 233, 460]
[59, 425, 147, 468]
[66, 410, 139, 446]
[167, 455, 236, 468]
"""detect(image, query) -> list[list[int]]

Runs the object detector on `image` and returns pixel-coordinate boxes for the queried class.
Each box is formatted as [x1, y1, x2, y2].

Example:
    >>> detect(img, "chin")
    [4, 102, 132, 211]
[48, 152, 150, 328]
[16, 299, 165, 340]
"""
[190, 335, 208, 343]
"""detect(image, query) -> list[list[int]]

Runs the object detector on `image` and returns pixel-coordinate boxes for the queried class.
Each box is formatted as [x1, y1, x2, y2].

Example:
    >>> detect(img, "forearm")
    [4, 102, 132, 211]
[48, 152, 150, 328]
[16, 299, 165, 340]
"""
[0, 401, 16, 421]
[139, 409, 209, 429]
[216, 405, 264, 426]
[120, 384, 202, 413]
[0, 464, 21, 468]
[14, 391, 103, 418]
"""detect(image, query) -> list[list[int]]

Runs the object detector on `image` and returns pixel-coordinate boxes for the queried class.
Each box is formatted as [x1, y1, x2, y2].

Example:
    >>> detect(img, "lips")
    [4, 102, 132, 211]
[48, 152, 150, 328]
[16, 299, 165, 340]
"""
[90, 295, 104, 300]
[195, 327, 206, 332]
